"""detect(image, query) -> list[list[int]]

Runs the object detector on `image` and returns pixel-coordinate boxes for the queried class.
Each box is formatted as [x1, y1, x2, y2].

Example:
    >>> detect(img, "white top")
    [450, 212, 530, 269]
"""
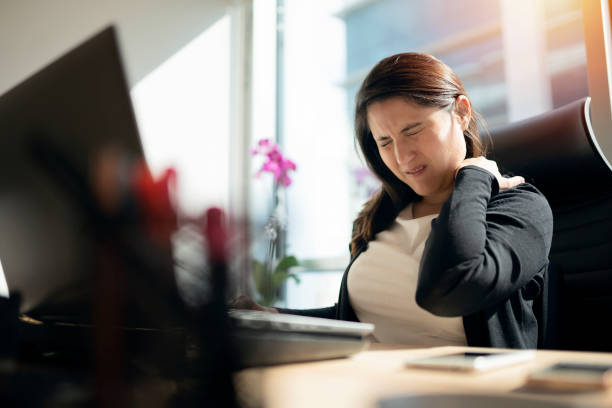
[347, 203, 467, 346]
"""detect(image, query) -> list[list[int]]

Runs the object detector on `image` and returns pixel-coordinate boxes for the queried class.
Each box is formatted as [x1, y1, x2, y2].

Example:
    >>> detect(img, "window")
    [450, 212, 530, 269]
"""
[253, 0, 588, 308]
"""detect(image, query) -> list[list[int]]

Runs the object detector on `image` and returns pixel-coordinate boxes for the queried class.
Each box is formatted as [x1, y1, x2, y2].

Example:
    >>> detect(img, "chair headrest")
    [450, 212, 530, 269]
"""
[489, 97, 612, 204]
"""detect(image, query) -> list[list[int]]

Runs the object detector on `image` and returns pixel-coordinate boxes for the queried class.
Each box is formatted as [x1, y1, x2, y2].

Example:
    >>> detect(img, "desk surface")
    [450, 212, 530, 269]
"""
[235, 345, 612, 408]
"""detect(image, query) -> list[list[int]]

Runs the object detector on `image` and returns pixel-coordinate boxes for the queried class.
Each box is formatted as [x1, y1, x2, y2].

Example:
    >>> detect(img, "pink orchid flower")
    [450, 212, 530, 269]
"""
[251, 139, 297, 188]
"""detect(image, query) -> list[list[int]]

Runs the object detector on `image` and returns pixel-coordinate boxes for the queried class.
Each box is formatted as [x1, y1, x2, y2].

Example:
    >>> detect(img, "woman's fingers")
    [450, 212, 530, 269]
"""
[457, 157, 524, 191]
[228, 295, 278, 313]
[498, 175, 525, 190]
[456, 156, 499, 178]
[229, 295, 258, 310]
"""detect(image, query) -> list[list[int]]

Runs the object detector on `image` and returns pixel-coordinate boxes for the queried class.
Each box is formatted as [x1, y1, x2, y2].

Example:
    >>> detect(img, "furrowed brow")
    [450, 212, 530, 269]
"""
[400, 122, 422, 133]
[374, 122, 422, 140]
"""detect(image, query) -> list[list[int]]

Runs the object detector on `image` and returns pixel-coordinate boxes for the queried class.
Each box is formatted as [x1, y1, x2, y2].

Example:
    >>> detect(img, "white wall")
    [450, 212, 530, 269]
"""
[0, 0, 230, 95]
[131, 16, 232, 216]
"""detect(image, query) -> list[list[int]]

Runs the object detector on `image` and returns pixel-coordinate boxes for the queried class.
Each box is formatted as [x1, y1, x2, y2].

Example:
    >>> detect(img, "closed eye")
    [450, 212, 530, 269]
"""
[404, 129, 421, 137]
[375, 137, 392, 148]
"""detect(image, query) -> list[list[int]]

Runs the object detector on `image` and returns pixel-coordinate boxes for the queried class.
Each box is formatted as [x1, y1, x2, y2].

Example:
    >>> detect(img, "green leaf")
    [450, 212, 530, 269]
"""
[251, 255, 302, 307]
[271, 271, 288, 289]
[252, 259, 270, 300]
[287, 273, 301, 284]
[274, 255, 299, 275]
[271, 271, 301, 289]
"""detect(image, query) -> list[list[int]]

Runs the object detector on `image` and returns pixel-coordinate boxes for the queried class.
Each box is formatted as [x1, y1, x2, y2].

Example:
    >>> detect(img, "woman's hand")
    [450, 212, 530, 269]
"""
[228, 295, 279, 313]
[456, 157, 524, 191]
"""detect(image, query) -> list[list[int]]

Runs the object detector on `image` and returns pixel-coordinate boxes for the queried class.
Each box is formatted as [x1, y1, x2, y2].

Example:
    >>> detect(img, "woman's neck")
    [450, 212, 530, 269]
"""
[412, 200, 441, 218]
[413, 184, 454, 218]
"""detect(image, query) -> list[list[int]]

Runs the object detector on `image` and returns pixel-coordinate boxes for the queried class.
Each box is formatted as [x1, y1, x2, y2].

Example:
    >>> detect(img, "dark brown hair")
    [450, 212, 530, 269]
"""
[350, 52, 489, 257]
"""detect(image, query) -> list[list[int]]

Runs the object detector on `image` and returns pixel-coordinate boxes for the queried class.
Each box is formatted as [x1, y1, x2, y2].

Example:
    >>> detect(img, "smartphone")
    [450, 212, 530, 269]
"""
[526, 362, 612, 390]
[404, 351, 536, 372]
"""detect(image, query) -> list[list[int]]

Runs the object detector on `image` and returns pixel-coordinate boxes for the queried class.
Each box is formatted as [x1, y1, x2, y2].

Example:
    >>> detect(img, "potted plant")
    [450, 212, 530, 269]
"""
[250, 139, 300, 306]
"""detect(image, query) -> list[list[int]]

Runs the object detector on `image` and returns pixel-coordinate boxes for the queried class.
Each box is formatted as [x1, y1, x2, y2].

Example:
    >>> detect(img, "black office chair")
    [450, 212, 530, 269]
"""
[489, 97, 612, 351]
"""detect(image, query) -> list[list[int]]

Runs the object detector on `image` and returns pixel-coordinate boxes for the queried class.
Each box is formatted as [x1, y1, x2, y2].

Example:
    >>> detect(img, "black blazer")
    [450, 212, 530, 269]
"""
[281, 166, 554, 349]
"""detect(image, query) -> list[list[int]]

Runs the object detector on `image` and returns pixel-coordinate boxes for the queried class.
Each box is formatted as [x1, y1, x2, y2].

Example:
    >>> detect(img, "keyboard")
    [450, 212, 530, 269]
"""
[228, 309, 374, 367]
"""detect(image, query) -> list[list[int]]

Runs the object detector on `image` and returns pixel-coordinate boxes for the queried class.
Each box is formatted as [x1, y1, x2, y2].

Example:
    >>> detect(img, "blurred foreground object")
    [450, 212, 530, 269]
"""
[0, 25, 239, 406]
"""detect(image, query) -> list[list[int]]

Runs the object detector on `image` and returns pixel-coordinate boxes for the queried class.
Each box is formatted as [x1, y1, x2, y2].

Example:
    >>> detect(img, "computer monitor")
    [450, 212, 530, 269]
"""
[582, 0, 612, 171]
[0, 26, 144, 314]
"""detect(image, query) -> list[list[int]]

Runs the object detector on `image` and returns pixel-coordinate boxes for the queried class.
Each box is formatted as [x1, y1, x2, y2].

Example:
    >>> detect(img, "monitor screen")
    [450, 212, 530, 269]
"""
[0, 26, 144, 315]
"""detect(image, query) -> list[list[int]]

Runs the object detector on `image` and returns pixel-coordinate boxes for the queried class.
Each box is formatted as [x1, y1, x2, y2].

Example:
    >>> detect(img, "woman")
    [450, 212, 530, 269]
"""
[233, 52, 553, 349]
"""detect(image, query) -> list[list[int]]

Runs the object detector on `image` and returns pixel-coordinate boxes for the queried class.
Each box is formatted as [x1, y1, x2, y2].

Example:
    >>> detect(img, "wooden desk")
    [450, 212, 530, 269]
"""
[235, 345, 612, 408]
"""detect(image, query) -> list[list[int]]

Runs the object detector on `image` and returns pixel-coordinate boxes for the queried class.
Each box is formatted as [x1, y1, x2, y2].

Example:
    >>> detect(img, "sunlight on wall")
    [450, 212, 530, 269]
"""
[131, 15, 231, 217]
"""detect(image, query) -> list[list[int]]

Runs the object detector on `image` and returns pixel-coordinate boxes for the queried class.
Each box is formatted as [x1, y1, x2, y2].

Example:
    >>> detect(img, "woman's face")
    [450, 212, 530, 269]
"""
[367, 96, 469, 204]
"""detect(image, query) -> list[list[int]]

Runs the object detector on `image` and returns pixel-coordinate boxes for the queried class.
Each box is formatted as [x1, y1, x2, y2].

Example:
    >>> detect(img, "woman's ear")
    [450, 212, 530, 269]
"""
[454, 95, 472, 131]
